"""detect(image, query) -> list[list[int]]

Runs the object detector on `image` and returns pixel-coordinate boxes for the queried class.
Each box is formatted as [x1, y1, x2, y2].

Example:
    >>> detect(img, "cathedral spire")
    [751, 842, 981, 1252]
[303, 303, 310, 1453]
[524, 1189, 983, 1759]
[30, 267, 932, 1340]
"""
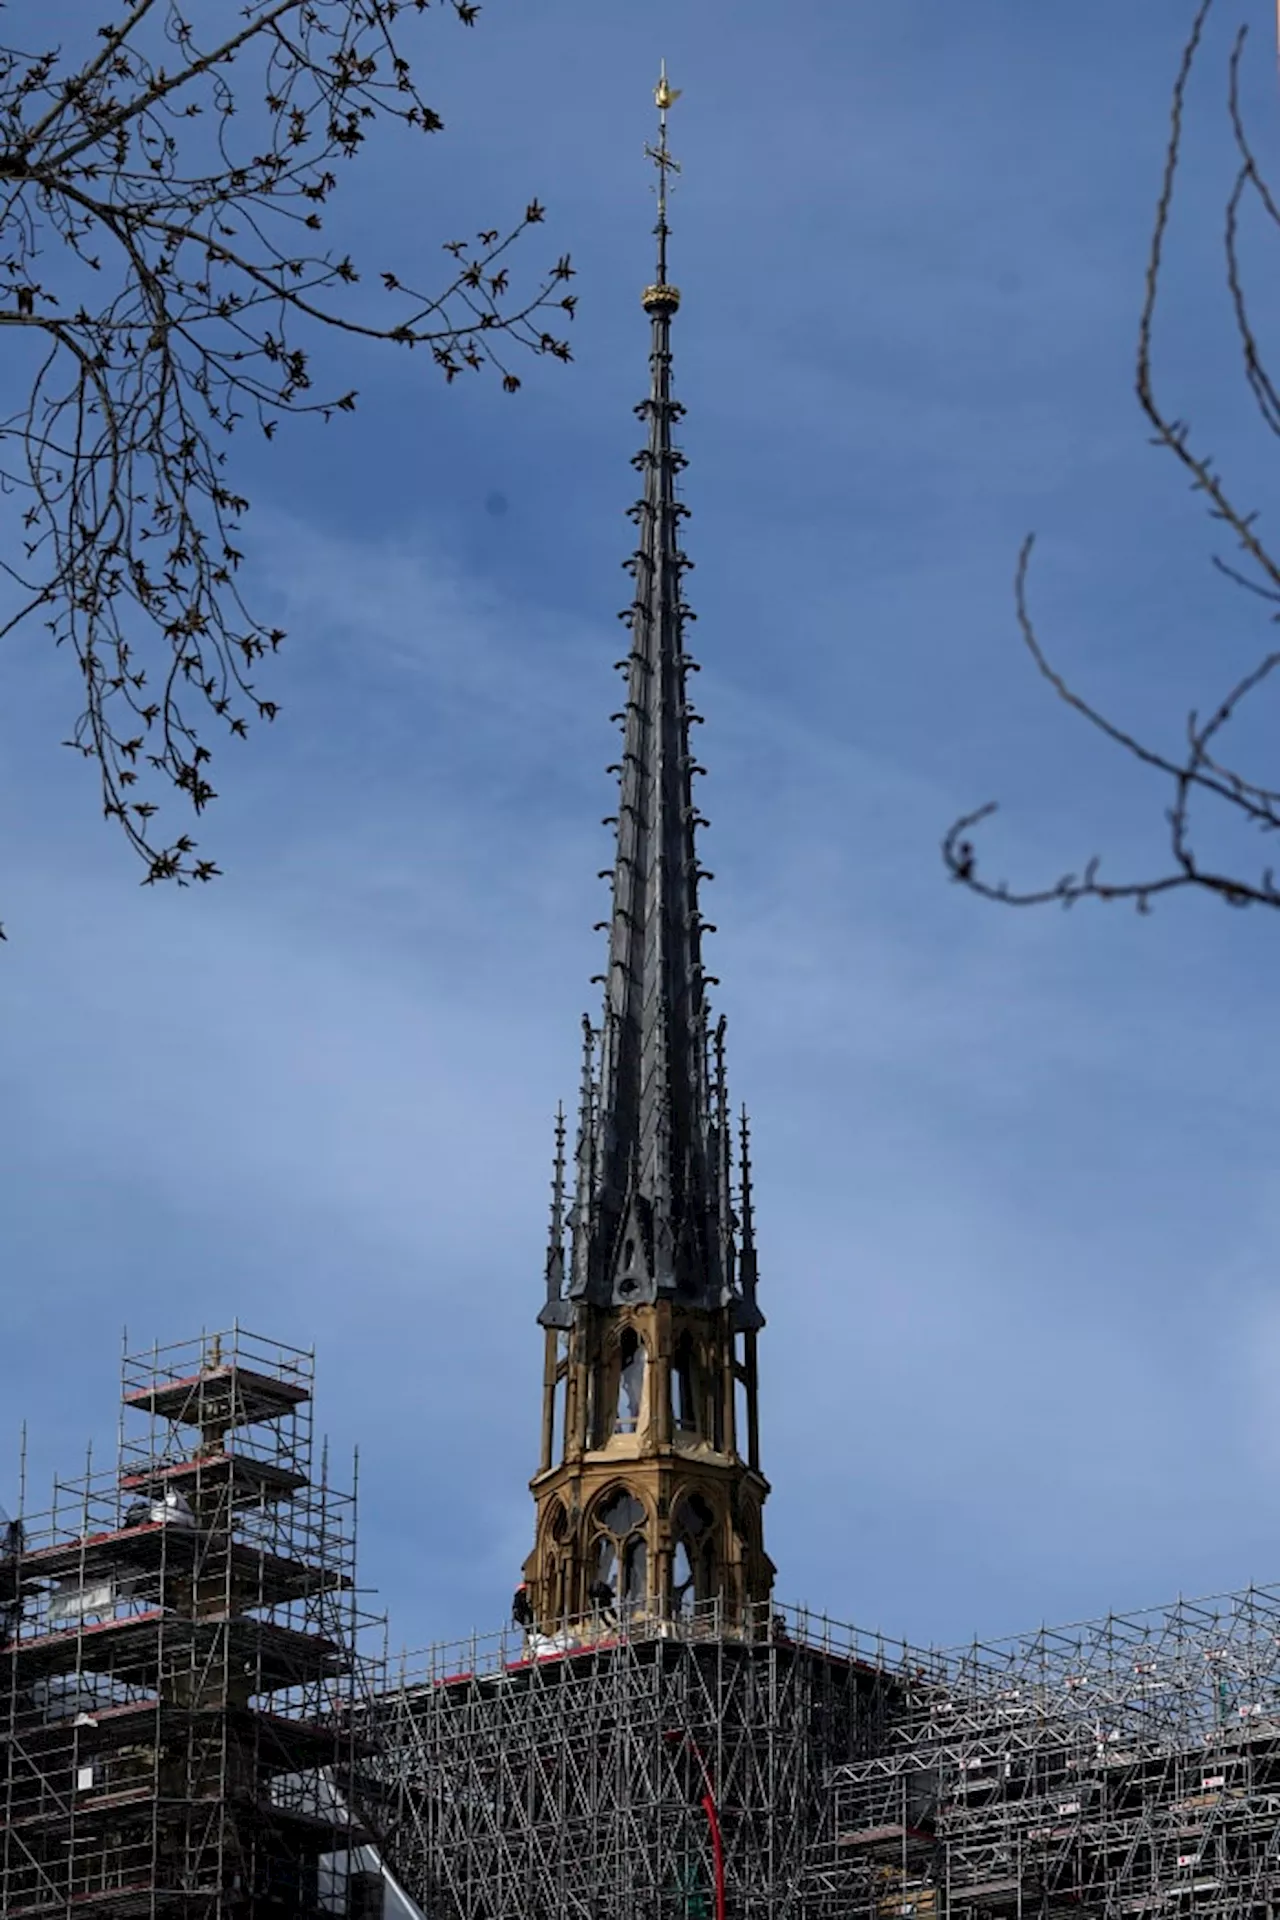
[528, 70, 773, 1635]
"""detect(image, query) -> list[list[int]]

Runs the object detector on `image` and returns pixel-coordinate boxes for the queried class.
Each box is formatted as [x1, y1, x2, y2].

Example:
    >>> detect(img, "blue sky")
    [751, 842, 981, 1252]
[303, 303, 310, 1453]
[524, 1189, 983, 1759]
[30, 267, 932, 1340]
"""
[4, 0, 1280, 1658]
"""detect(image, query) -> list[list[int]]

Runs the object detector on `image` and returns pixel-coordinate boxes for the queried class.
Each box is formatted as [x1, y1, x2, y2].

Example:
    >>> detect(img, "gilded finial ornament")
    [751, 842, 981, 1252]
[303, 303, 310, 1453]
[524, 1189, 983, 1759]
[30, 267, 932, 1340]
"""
[643, 61, 682, 313]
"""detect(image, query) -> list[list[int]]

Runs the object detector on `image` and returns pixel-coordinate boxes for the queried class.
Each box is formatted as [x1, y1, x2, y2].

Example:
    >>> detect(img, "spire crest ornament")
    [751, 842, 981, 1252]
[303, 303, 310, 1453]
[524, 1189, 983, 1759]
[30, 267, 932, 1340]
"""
[643, 61, 682, 312]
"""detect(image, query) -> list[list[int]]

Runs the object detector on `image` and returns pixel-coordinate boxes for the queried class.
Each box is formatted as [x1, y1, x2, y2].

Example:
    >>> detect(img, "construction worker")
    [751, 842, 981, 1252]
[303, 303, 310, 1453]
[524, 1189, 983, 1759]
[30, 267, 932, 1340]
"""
[512, 1583, 535, 1630]
[587, 1579, 618, 1626]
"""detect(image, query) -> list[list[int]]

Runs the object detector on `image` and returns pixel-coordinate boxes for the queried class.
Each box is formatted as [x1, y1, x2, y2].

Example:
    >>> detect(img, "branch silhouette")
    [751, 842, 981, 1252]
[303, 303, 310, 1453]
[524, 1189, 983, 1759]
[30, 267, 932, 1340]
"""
[944, 0, 1280, 918]
[0, 0, 574, 915]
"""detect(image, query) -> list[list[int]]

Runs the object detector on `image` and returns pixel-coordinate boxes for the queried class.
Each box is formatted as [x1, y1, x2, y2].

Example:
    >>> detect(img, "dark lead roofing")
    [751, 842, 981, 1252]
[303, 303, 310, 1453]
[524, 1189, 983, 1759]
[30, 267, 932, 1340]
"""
[541, 69, 763, 1335]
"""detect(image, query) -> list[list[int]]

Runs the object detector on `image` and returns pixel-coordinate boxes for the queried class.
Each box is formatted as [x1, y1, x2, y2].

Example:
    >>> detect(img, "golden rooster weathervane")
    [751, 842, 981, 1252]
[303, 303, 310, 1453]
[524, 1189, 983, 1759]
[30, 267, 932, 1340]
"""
[654, 59, 682, 115]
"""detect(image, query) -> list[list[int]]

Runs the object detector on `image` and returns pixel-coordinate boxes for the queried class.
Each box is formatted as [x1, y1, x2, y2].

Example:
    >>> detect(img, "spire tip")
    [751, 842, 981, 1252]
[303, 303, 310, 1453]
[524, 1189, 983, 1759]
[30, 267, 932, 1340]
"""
[643, 58, 682, 311]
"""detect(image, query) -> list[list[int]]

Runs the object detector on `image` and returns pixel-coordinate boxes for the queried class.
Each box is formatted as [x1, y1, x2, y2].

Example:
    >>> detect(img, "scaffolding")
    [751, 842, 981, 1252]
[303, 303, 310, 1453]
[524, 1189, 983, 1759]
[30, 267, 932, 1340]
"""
[815, 1583, 1280, 1918]
[0, 1328, 383, 1919]
[16, 1330, 1280, 1920]
[365, 1600, 934, 1920]
[364, 1584, 1280, 1920]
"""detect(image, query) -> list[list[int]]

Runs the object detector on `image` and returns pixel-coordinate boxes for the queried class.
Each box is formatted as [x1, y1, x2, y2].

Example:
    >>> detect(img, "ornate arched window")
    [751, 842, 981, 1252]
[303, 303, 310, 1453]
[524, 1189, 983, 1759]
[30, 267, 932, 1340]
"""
[590, 1487, 648, 1615]
[614, 1327, 646, 1436]
[674, 1332, 698, 1434]
[671, 1493, 716, 1617]
[551, 1331, 569, 1461]
[541, 1500, 570, 1623]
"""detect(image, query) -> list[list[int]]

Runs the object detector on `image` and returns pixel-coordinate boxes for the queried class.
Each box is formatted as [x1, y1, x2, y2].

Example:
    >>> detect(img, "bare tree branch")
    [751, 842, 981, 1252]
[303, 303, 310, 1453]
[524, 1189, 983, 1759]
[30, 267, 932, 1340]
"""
[0, 0, 574, 910]
[943, 0, 1280, 918]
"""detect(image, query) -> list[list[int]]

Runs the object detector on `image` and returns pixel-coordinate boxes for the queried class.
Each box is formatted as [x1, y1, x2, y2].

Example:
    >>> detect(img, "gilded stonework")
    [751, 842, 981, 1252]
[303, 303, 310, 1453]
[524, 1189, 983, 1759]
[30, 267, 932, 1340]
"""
[524, 1299, 772, 1627]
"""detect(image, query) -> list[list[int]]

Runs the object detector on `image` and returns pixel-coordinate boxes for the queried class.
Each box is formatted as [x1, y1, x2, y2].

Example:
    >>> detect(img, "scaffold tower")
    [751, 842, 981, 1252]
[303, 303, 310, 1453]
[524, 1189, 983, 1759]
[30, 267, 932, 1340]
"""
[0, 1328, 382, 1919]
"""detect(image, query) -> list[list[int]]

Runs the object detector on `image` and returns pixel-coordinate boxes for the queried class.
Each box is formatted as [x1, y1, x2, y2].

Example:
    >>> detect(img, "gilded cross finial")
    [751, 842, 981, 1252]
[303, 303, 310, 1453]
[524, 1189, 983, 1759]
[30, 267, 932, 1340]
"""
[643, 62, 682, 312]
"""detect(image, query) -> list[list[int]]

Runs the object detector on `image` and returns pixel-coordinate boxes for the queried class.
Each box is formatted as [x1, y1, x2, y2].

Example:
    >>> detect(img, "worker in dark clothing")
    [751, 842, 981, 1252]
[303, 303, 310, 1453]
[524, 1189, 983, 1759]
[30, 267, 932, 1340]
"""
[587, 1579, 617, 1626]
[512, 1583, 535, 1630]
